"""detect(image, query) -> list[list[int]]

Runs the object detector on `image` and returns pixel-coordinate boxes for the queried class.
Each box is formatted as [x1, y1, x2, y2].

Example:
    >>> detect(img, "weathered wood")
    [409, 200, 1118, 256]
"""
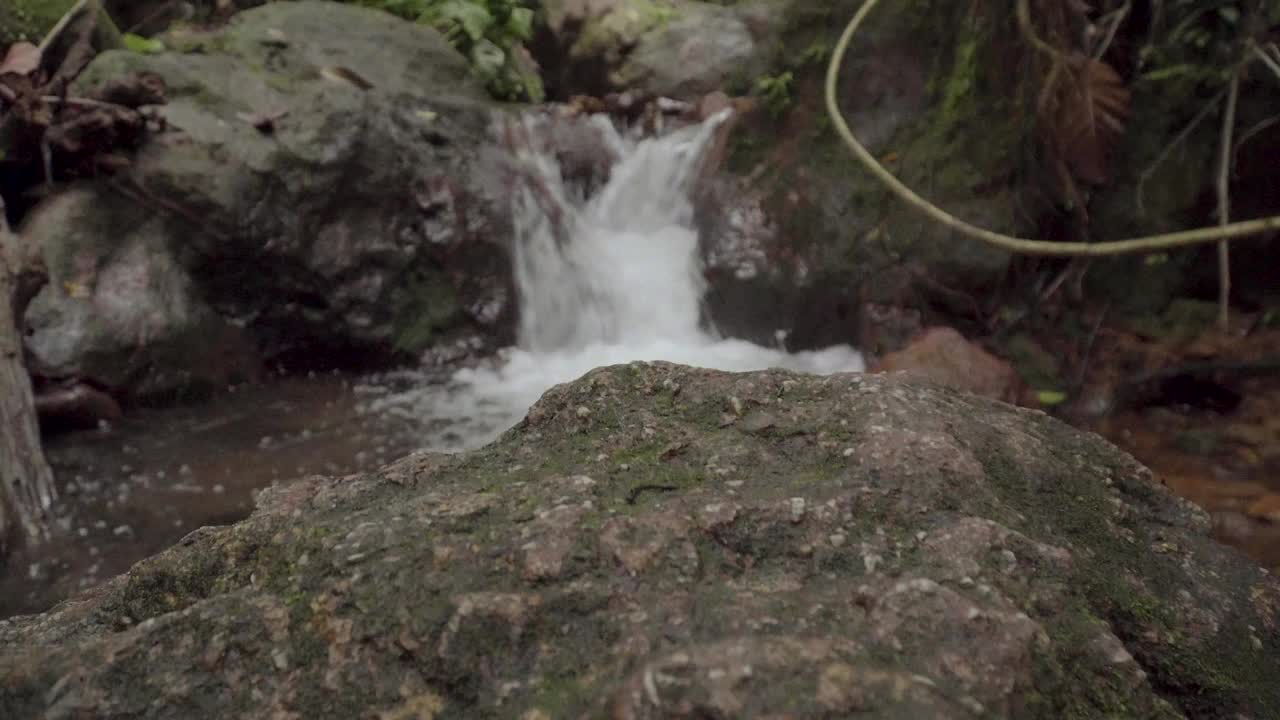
[0, 197, 55, 555]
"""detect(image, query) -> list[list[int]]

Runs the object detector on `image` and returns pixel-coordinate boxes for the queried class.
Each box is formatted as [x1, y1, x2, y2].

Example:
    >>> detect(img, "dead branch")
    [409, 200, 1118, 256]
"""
[1215, 70, 1240, 332]
[1136, 86, 1228, 217]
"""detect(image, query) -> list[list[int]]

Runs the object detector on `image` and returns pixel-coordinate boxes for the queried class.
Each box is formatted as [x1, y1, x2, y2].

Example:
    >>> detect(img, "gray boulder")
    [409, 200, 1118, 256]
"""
[1, 363, 1276, 718]
[21, 1, 513, 400]
[701, 0, 1023, 353]
[536, 0, 770, 99]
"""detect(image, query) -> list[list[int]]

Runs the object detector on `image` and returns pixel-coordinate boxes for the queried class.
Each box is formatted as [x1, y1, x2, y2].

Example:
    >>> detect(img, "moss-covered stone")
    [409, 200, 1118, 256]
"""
[1, 364, 1276, 717]
[717, 0, 1026, 322]
[535, 0, 765, 98]
[20, 1, 511, 399]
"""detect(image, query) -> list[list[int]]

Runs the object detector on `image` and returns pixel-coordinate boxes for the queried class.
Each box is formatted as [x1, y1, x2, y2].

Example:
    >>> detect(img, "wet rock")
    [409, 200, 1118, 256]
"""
[869, 326, 1026, 404]
[34, 380, 123, 432]
[20, 1, 513, 401]
[535, 0, 770, 99]
[705, 1, 1025, 346]
[857, 302, 925, 359]
[1, 363, 1277, 718]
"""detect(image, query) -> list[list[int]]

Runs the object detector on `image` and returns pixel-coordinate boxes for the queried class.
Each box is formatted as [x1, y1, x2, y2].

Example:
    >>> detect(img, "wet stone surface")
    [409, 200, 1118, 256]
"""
[1, 363, 1276, 719]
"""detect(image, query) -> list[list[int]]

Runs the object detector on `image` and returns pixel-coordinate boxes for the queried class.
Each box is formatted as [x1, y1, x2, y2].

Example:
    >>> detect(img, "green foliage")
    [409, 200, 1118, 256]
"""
[798, 40, 832, 67]
[753, 71, 793, 118]
[1138, 1, 1255, 87]
[347, 0, 542, 102]
[122, 32, 165, 54]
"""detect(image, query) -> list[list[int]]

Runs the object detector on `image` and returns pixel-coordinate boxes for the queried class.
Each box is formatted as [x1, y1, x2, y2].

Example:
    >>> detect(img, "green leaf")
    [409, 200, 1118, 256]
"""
[470, 38, 506, 79]
[506, 7, 534, 42]
[1140, 64, 1198, 82]
[123, 33, 165, 55]
[425, 0, 494, 43]
[1036, 390, 1068, 406]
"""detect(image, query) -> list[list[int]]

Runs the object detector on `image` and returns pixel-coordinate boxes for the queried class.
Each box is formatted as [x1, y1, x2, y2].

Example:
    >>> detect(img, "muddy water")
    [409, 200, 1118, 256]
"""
[1096, 403, 1280, 572]
[5, 369, 1278, 620]
[0, 373, 429, 619]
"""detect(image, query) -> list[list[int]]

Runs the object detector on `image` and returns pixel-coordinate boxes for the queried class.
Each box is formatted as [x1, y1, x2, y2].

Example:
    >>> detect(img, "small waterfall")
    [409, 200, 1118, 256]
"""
[370, 109, 864, 450]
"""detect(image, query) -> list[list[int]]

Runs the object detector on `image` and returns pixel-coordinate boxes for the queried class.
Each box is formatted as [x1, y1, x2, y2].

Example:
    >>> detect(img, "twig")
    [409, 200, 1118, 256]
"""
[1039, 259, 1075, 304]
[1232, 113, 1280, 166]
[41, 94, 139, 111]
[1135, 87, 1227, 217]
[824, 0, 1280, 257]
[1122, 358, 1280, 387]
[107, 178, 234, 243]
[1016, 0, 1064, 60]
[1090, 2, 1131, 61]
[0, 85, 139, 113]
[125, 0, 177, 34]
[1073, 301, 1110, 389]
[1215, 71, 1240, 332]
[1252, 42, 1280, 83]
[626, 484, 679, 505]
[41, 141, 54, 189]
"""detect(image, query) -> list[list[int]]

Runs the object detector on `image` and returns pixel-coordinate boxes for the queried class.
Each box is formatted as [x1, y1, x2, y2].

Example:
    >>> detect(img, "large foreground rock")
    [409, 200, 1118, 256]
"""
[2, 363, 1278, 718]
[20, 1, 512, 399]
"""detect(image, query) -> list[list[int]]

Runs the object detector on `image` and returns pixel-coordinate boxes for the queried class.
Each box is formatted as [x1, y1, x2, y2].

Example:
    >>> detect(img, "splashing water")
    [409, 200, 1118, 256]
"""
[370, 110, 864, 450]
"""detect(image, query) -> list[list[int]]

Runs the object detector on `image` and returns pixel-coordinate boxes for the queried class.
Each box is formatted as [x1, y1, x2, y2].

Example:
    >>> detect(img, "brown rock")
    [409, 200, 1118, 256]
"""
[34, 381, 123, 431]
[870, 326, 1025, 403]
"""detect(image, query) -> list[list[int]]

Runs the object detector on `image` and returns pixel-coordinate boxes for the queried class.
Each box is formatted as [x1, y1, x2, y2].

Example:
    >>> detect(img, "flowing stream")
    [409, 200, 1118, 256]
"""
[369, 110, 865, 450]
[2, 109, 866, 618]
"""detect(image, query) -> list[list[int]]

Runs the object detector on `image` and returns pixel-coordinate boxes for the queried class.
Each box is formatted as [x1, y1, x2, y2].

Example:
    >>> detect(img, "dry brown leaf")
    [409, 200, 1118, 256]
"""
[1043, 54, 1131, 186]
[320, 66, 373, 91]
[0, 42, 42, 77]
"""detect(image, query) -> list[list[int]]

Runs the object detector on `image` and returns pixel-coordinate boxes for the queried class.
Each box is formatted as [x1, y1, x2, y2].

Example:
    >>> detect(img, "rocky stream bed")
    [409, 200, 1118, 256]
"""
[1, 1, 1278, 717]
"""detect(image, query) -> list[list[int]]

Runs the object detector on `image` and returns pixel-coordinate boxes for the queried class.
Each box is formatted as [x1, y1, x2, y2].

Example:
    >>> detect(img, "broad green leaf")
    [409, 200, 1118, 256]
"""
[1140, 64, 1197, 82]
[506, 7, 534, 42]
[1036, 390, 1068, 406]
[470, 38, 505, 79]
[426, 1, 493, 43]
[123, 33, 165, 55]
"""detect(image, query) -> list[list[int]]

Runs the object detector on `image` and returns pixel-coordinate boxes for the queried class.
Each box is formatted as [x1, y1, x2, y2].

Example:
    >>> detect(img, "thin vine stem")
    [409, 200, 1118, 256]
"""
[824, 0, 1280, 258]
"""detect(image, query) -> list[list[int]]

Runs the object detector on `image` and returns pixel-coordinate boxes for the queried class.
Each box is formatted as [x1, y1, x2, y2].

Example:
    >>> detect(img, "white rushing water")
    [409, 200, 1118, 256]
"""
[369, 109, 864, 450]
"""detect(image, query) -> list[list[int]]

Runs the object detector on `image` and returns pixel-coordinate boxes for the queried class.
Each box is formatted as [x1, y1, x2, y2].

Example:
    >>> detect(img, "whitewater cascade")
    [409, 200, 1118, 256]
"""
[370, 110, 865, 450]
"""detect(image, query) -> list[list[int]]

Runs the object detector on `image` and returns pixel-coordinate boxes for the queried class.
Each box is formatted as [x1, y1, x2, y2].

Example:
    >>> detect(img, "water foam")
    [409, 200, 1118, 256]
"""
[371, 109, 864, 450]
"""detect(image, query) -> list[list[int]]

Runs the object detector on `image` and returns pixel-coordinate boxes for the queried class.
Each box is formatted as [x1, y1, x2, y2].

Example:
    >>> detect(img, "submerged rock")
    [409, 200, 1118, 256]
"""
[20, 1, 513, 400]
[1, 363, 1276, 718]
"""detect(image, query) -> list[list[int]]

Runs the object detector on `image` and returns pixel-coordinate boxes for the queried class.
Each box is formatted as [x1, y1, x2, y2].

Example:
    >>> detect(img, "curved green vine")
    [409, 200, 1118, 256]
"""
[824, 0, 1280, 257]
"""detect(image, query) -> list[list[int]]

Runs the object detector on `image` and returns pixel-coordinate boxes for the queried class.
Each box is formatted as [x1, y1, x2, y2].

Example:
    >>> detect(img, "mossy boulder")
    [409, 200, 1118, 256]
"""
[694, 0, 1028, 353]
[20, 1, 514, 399]
[2, 363, 1277, 717]
[534, 0, 769, 98]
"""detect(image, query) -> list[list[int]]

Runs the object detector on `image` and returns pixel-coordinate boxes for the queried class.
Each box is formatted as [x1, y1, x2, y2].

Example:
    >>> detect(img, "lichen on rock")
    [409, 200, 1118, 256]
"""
[1, 363, 1276, 718]
[18, 1, 515, 399]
